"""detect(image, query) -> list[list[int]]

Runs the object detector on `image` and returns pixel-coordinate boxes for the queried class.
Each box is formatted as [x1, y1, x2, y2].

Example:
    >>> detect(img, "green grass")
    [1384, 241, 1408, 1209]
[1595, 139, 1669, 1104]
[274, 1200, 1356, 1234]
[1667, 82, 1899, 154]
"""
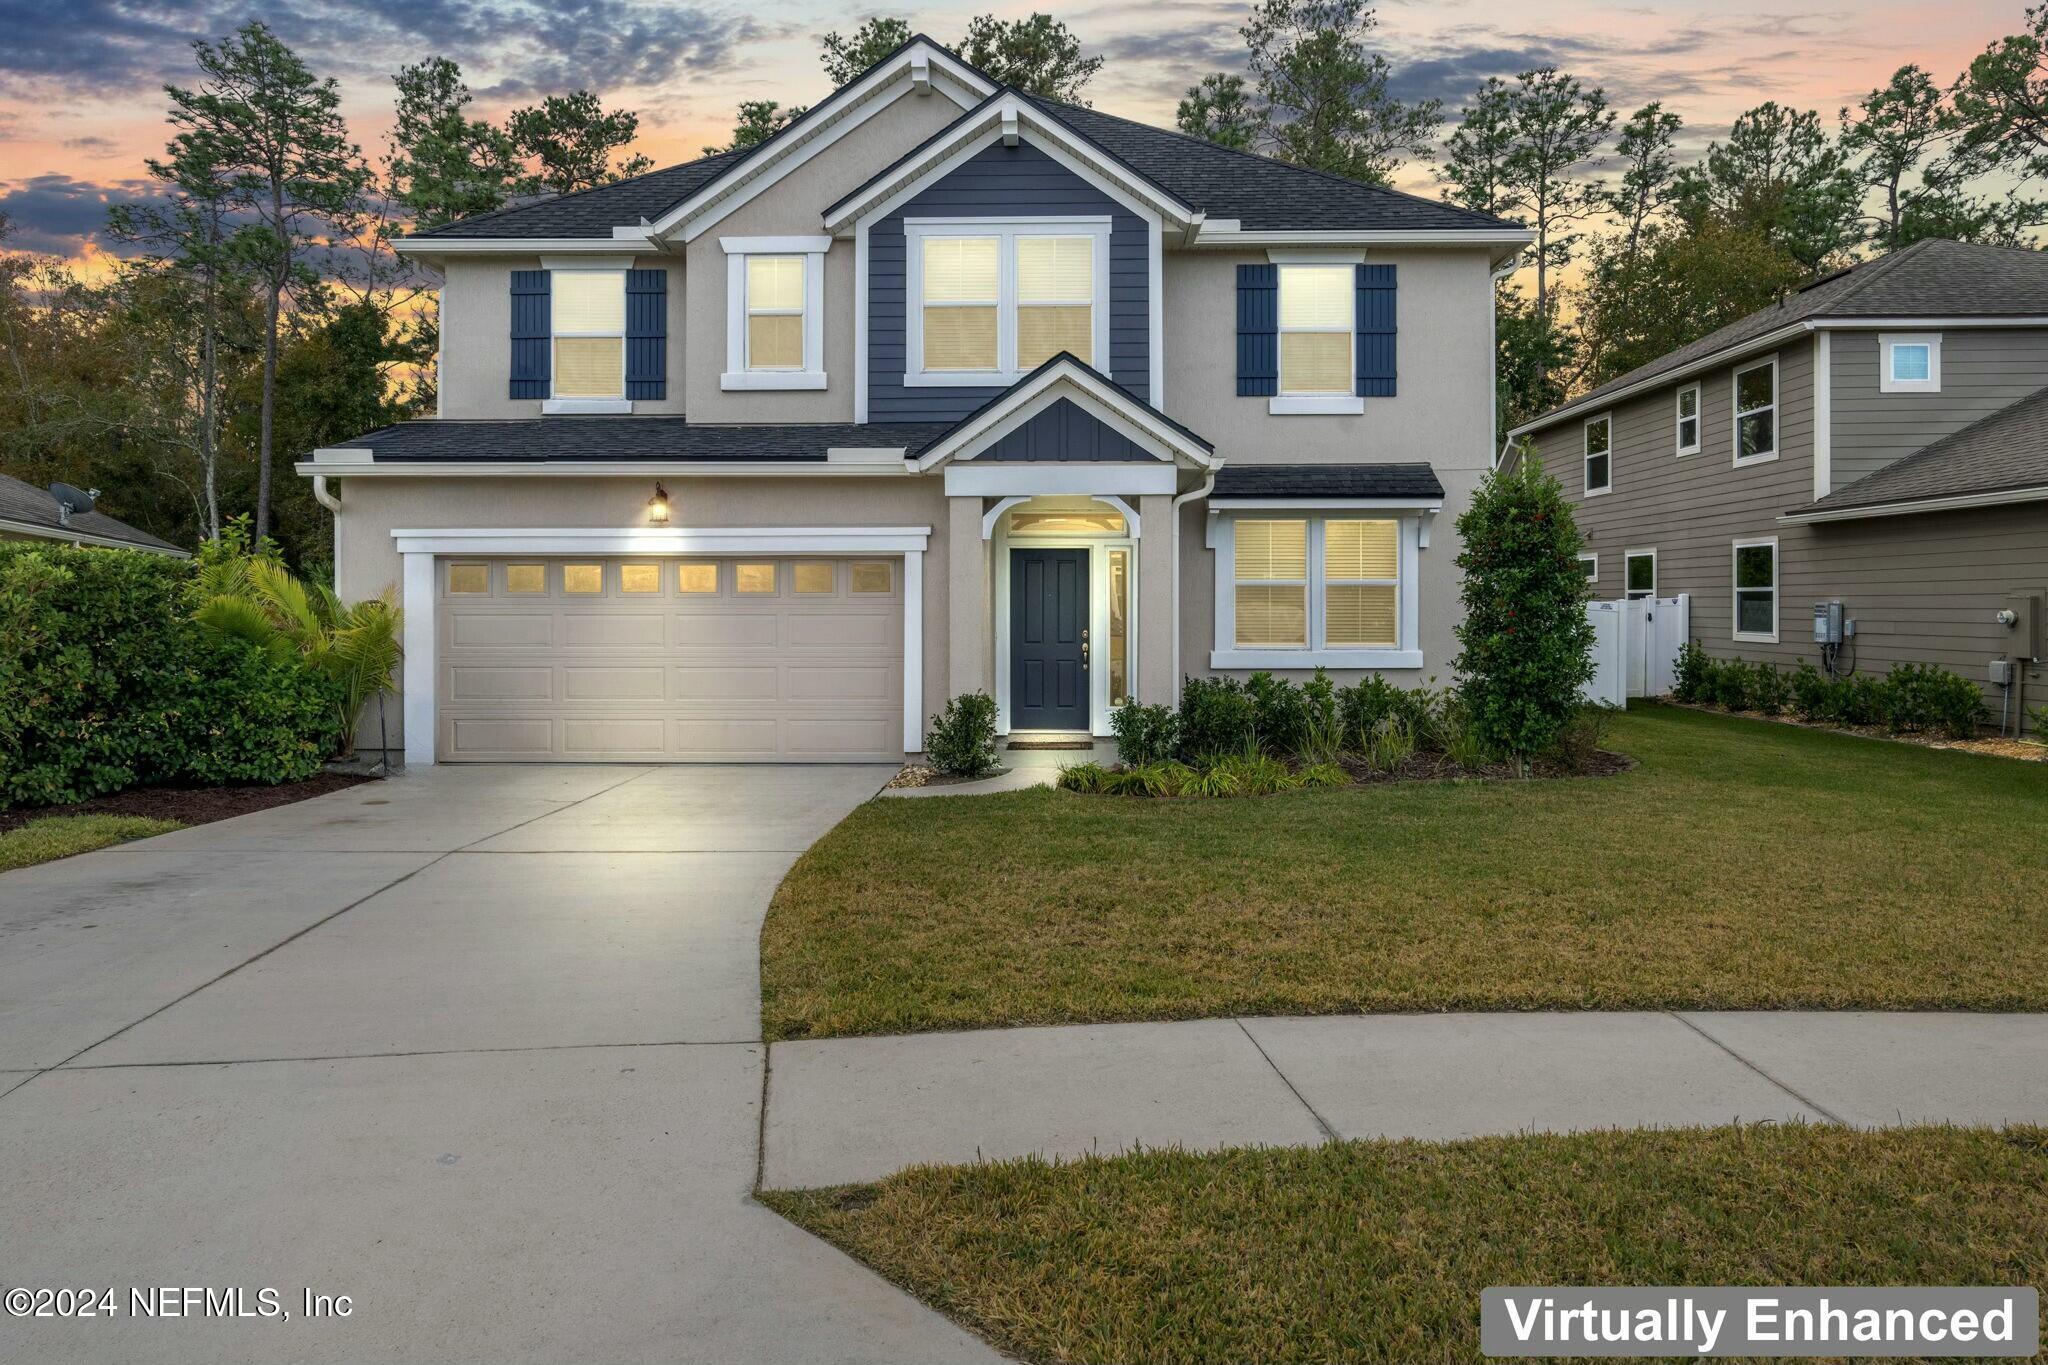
[761, 705, 2048, 1040]
[0, 814, 182, 871]
[765, 1124, 2048, 1365]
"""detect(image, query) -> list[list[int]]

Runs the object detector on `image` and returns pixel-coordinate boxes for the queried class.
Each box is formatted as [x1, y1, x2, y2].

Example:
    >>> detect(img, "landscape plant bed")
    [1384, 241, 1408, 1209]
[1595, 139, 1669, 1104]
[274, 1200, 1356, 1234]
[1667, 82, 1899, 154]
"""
[1060, 748, 1633, 797]
[765, 1124, 2048, 1365]
[0, 771, 373, 836]
[1668, 699, 2048, 761]
[760, 705, 2048, 1040]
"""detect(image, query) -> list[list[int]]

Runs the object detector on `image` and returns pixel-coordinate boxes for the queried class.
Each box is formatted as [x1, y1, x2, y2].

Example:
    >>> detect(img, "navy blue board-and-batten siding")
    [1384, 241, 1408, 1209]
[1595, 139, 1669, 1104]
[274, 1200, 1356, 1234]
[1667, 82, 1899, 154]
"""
[976, 397, 1151, 461]
[867, 142, 1150, 422]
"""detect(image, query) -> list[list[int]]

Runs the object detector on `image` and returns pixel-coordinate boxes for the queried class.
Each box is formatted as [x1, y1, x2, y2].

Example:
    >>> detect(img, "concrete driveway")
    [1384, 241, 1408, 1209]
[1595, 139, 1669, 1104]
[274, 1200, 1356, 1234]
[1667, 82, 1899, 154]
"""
[0, 766, 1000, 1365]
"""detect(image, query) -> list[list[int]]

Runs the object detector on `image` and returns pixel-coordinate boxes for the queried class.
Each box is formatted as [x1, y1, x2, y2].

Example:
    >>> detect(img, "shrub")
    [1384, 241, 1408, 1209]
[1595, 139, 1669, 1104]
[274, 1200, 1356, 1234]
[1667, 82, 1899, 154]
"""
[924, 691, 999, 777]
[1204, 751, 1301, 796]
[1177, 675, 1257, 760]
[1103, 762, 1191, 797]
[2030, 703, 2048, 739]
[1245, 671, 1307, 754]
[162, 635, 343, 785]
[1363, 716, 1416, 773]
[1337, 675, 1404, 746]
[1297, 670, 1346, 764]
[1453, 453, 1596, 772]
[1672, 642, 1714, 703]
[1056, 762, 1110, 793]
[1554, 702, 1617, 772]
[1109, 700, 1180, 767]
[1297, 761, 1350, 789]
[1881, 663, 1982, 738]
[1790, 661, 1830, 721]
[1747, 661, 1792, 716]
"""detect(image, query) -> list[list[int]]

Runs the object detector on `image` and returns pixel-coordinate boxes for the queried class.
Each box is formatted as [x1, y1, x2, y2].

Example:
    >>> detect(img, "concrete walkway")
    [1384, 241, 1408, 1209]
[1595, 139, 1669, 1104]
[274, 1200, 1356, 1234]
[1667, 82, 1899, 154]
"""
[0, 765, 1000, 1365]
[762, 1010, 2048, 1187]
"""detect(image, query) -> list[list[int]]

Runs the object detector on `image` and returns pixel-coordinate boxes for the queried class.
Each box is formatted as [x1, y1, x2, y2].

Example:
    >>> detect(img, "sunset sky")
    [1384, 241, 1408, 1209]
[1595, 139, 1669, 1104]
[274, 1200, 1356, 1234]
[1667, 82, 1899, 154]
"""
[0, 0, 2030, 266]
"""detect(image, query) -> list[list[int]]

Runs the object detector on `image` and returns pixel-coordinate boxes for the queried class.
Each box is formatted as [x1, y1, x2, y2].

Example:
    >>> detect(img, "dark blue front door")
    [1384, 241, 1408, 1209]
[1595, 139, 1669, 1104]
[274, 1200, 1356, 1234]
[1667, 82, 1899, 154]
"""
[1010, 548, 1089, 731]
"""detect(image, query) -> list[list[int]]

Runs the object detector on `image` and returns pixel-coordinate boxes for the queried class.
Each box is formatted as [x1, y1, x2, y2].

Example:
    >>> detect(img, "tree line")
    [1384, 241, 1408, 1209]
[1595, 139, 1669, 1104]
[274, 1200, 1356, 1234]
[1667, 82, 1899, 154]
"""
[8, 5, 2048, 566]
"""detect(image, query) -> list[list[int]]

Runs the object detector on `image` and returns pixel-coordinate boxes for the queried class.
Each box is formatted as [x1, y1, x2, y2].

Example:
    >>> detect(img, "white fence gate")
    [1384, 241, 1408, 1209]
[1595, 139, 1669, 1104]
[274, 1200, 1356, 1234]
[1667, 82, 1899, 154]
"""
[1584, 594, 1689, 706]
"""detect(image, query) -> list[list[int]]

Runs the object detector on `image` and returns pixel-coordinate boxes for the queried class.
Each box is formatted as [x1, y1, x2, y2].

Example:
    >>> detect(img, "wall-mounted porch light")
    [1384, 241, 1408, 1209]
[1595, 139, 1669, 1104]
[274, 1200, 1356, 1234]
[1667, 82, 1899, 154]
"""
[647, 482, 671, 524]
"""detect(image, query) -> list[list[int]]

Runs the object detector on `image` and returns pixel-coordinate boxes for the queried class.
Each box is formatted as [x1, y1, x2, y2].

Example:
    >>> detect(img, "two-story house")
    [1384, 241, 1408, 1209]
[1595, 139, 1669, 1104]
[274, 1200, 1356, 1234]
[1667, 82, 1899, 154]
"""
[1509, 238, 2048, 735]
[302, 37, 1528, 764]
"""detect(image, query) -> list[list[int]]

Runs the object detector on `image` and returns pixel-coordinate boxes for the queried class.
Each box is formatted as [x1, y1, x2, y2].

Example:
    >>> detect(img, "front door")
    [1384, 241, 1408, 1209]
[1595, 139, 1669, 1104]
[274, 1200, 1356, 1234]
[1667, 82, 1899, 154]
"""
[1010, 548, 1089, 731]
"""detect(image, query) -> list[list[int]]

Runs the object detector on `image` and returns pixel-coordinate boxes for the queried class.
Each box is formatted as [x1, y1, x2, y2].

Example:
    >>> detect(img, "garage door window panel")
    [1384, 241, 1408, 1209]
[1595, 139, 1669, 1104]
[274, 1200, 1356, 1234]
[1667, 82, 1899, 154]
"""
[563, 564, 604, 594]
[736, 563, 777, 594]
[448, 563, 489, 594]
[620, 563, 662, 593]
[794, 562, 836, 594]
[679, 563, 718, 594]
[505, 564, 546, 594]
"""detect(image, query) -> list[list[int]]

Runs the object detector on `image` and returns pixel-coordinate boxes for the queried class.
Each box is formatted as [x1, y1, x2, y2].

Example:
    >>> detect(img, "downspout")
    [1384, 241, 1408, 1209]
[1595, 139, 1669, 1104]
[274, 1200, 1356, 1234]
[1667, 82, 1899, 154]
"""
[1488, 252, 1522, 469]
[312, 475, 341, 514]
[1169, 466, 1218, 690]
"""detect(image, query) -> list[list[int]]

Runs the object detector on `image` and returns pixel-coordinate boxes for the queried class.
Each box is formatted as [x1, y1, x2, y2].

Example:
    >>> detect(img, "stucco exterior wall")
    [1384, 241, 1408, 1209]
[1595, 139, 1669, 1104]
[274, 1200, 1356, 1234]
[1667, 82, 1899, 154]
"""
[1160, 248, 1497, 473]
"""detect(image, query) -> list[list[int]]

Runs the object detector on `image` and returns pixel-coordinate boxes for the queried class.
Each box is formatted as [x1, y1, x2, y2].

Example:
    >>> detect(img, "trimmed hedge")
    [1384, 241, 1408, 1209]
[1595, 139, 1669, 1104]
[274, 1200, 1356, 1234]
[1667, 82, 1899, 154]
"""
[0, 542, 342, 808]
[1671, 642, 1981, 739]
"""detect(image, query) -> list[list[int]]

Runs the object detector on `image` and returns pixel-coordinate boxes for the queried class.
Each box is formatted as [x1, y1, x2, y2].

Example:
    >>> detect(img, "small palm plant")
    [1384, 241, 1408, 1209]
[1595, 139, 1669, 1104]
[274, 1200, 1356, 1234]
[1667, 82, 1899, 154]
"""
[192, 525, 401, 759]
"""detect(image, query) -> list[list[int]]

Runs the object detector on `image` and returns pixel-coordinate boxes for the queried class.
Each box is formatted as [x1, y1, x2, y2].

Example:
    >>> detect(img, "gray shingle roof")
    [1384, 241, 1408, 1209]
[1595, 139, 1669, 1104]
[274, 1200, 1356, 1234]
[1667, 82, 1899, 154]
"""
[336, 417, 947, 461]
[1025, 98, 1515, 233]
[1791, 383, 2048, 517]
[0, 473, 184, 552]
[411, 150, 748, 239]
[1212, 463, 1444, 500]
[1520, 240, 2048, 435]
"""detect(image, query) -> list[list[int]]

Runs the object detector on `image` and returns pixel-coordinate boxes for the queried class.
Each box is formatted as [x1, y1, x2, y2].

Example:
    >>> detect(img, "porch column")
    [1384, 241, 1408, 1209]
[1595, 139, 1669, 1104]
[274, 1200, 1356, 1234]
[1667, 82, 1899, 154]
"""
[1136, 494, 1176, 705]
[946, 496, 990, 697]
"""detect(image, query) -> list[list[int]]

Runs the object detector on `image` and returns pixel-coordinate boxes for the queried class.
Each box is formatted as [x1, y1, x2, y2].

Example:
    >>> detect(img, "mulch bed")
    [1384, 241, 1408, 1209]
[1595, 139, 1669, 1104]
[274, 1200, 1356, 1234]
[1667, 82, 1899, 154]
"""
[0, 771, 375, 834]
[1667, 700, 2048, 762]
[1341, 749, 1635, 784]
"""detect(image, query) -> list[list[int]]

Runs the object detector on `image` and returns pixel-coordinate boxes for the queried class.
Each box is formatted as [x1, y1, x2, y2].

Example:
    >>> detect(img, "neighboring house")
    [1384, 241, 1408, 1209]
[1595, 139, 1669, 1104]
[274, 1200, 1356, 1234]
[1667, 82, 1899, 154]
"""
[1508, 238, 2048, 735]
[0, 474, 187, 557]
[301, 37, 1528, 765]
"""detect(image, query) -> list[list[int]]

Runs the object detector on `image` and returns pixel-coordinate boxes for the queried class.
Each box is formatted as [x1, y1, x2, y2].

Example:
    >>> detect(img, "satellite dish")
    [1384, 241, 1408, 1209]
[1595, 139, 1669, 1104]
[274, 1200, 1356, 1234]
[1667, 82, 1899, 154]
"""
[49, 482, 96, 514]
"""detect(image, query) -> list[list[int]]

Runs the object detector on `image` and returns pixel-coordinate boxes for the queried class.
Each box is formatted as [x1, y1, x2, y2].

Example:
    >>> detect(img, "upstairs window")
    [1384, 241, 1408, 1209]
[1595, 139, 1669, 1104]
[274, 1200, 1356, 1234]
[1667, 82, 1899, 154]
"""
[1278, 264, 1353, 395]
[907, 221, 1109, 385]
[552, 271, 625, 399]
[1584, 414, 1612, 494]
[744, 256, 806, 371]
[1675, 384, 1700, 455]
[1733, 358, 1777, 464]
[1880, 332, 1941, 393]
[721, 237, 828, 390]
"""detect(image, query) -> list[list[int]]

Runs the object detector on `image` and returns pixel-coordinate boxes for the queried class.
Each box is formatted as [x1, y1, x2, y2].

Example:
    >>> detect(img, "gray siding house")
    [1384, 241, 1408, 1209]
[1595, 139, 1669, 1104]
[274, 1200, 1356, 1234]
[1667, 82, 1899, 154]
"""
[301, 36, 1531, 765]
[1510, 239, 2048, 735]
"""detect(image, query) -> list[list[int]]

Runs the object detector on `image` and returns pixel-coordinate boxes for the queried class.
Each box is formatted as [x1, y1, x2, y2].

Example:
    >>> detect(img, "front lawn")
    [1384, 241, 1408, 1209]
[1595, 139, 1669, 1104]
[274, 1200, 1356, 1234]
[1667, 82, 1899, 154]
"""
[765, 1124, 2048, 1365]
[0, 814, 182, 872]
[760, 704, 2048, 1040]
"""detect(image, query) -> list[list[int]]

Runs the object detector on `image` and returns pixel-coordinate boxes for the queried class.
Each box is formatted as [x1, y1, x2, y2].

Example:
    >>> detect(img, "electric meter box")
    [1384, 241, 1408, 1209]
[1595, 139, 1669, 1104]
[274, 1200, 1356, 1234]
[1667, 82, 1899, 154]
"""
[2007, 591, 2042, 662]
[1813, 600, 1846, 646]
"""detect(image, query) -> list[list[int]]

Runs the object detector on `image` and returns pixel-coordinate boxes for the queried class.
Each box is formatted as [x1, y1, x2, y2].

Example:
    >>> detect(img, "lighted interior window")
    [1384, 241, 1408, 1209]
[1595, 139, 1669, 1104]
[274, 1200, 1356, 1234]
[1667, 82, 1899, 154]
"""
[504, 564, 546, 593]
[1015, 236, 1093, 368]
[1323, 520, 1398, 648]
[1107, 547, 1129, 706]
[850, 561, 892, 594]
[1009, 511, 1126, 536]
[448, 563, 489, 593]
[562, 564, 603, 594]
[1278, 264, 1354, 396]
[619, 563, 661, 593]
[746, 256, 806, 371]
[793, 562, 835, 594]
[921, 236, 999, 371]
[1234, 520, 1308, 648]
[735, 563, 777, 594]
[552, 272, 625, 398]
[678, 563, 718, 594]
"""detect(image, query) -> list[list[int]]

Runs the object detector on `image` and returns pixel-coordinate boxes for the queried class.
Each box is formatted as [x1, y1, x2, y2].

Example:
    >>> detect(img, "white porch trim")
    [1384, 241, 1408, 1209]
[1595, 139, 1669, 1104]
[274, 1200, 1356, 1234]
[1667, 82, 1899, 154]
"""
[391, 525, 930, 766]
[945, 464, 1178, 496]
[991, 527, 1136, 738]
[915, 356, 1214, 472]
[979, 493, 1140, 539]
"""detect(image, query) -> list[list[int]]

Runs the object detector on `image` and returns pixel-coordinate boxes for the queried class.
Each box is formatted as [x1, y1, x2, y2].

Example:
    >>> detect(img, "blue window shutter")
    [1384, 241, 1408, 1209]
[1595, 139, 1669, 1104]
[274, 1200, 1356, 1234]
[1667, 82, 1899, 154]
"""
[625, 268, 667, 400]
[1356, 263, 1397, 397]
[509, 270, 550, 399]
[1236, 263, 1278, 397]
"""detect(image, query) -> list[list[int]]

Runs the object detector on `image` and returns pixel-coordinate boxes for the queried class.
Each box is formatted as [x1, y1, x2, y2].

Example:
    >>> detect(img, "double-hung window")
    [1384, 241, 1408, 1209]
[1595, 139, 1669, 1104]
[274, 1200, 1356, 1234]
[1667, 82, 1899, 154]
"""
[1219, 516, 1412, 664]
[1880, 332, 1941, 392]
[552, 271, 626, 400]
[908, 221, 1108, 384]
[1733, 358, 1777, 464]
[1675, 384, 1700, 454]
[1733, 538, 1778, 642]
[721, 236, 828, 389]
[1278, 264, 1353, 396]
[1584, 414, 1612, 494]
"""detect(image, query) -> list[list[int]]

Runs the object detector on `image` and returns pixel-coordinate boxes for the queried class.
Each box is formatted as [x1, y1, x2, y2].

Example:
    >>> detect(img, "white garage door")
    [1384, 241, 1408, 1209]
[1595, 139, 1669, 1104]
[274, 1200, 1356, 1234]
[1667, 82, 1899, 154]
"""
[436, 556, 903, 762]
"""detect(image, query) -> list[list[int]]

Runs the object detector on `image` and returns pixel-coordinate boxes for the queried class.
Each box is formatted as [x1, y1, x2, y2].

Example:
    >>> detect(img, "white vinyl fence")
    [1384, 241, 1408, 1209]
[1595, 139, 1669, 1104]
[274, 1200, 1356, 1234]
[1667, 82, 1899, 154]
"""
[1584, 594, 1690, 707]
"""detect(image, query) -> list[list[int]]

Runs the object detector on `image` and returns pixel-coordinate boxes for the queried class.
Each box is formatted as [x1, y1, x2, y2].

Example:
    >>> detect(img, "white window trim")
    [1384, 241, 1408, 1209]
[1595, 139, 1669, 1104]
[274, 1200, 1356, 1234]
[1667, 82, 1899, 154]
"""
[543, 264, 629, 413]
[1577, 551, 1598, 583]
[904, 217, 1111, 387]
[722, 236, 828, 390]
[1584, 412, 1613, 496]
[1624, 547, 1657, 600]
[1879, 331, 1941, 393]
[1206, 512, 1423, 669]
[1675, 383, 1701, 456]
[1732, 357, 1778, 466]
[1276, 261, 1356, 402]
[1732, 535, 1779, 644]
